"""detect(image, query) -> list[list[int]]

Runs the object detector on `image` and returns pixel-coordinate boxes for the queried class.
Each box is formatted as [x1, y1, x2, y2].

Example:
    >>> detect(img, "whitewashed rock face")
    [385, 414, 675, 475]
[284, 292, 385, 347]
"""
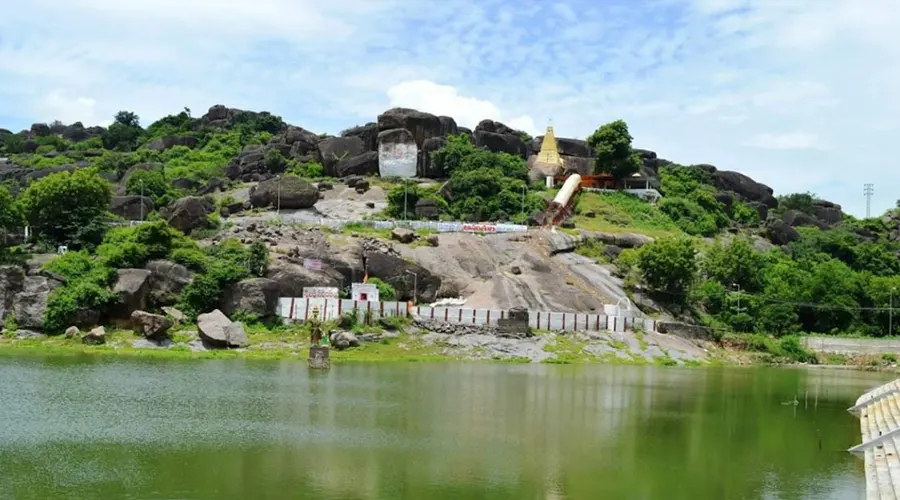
[378, 129, 418, 178]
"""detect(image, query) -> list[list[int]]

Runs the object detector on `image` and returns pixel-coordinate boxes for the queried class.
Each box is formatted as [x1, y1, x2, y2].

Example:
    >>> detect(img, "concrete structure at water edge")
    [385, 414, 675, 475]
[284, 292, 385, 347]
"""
[848, 378, 900, 499]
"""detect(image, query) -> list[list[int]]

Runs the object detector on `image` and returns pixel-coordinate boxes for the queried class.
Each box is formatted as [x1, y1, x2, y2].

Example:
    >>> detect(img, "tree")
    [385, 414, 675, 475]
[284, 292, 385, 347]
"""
[0, 185, 22, 235]
[638, 237, 698, 299]
[126, 169, 173, 207]
[0, 133, 25, 154]
[102, 110, 143, 151]
[18, 168, 111, 247]
[586, 119, 642, 179]
[702, 238, 765, 292]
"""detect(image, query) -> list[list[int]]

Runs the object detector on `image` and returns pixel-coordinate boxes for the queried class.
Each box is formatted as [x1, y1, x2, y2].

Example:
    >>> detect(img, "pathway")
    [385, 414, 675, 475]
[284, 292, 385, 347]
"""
[849, 379, 900, 499]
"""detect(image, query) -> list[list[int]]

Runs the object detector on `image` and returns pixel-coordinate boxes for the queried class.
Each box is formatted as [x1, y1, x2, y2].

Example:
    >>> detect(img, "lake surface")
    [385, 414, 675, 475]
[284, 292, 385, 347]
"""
[0, 356, 891, 500]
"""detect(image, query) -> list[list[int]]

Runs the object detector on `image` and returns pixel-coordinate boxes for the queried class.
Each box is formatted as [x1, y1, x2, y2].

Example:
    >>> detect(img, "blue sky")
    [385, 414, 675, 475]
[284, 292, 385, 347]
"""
[1, 0, 898, 217]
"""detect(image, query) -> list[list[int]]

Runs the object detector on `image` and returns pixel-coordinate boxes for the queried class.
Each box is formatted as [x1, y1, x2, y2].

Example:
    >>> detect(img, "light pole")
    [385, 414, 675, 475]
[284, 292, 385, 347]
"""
[276, 175, 281, 216]
[732, 283, 743, 313]
[521, 185, 526, 218]
[139, 179, 145, 222]
[888, 287, 897, 337]
[406, 270, 417, 304]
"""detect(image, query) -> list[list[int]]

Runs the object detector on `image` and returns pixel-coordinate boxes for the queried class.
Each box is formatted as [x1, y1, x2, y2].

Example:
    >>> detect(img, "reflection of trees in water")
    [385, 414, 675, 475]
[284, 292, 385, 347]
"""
[0, 359, 892, 499]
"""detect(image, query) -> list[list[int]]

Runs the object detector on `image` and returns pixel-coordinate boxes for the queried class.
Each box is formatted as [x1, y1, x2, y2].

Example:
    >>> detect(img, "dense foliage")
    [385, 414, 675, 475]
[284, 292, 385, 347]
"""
[586, 120, 642, 179]
[386, 134, 545, 222]
[18, 168, 112, 248]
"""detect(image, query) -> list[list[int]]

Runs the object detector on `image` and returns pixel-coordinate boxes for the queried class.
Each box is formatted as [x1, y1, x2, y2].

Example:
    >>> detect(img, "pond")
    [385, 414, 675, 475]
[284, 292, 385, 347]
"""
[0, 356, 888, 499]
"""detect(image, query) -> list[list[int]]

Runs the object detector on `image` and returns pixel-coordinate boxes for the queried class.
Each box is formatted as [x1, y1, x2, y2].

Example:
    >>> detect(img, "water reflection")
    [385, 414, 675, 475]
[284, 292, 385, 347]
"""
[0, 357, 890, 499]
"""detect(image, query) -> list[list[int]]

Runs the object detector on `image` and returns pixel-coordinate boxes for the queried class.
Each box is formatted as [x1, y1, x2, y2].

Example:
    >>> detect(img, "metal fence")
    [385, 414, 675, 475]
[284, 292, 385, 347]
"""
[278, 297, 655, 333]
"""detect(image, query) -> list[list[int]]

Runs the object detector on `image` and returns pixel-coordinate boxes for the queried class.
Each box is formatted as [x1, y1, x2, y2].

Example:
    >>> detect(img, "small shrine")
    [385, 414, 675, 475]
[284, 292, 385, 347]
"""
[307, 305, 330, 370]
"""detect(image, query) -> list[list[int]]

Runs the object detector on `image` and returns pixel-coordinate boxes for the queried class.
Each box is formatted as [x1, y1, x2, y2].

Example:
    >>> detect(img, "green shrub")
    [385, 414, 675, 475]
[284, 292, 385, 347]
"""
[367, 277, 397, 301]
[42, 251, 117, 333]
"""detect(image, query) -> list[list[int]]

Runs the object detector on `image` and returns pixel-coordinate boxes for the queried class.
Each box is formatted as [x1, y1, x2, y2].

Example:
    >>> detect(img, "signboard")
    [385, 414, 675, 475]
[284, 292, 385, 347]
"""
[303, 287, 340, 299]
[462, 223, 497, 233]
[378, 141, 417, 178]
[303, 258, 323, 271]
[351, 283, 379, 302]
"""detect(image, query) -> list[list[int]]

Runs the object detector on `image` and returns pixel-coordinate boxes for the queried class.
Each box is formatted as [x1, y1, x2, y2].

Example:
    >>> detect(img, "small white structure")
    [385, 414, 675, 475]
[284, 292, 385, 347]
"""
[351, 283, 379, 302]
[57, 245, 68, 255]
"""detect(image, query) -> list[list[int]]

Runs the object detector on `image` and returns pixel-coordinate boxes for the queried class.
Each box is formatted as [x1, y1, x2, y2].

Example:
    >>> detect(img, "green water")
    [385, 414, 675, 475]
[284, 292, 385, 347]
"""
[0, 356, 889, 500]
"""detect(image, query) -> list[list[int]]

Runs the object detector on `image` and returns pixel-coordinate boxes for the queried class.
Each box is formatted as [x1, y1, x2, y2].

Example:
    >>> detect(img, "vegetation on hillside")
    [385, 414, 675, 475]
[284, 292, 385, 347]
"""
[2, 106, 899, 346]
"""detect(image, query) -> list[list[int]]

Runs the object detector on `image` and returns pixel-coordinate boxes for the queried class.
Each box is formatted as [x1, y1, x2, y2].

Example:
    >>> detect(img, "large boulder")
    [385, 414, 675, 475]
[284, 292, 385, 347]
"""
[415, 198, 442, 220]
[329, 330, 359, 350]
[146, 135, 199, 151]
[378, 128, 418, 178]
[474, 130, 528, 158]
[376, 108, 443, 147]
[109, 196, 154, 220]
[783, 210, 826, 229]
[438, 116, 458, 137]
[249, 177, 318, 209]
[265, 261, 339, 297]
[221, 278, 280, 318]
[277, 126, 320, 158]
[711, 171, 778, 208]
[766, 220, 801, 245]
[335, 151, 379, 177]
[224, 146, 265, 180]
[813, 200, 843, 226]
[317, 136, 366, 177]
[11, 275, 62, 330]
[363, 251, 441, 303]
[197, 309, 247, 348]
[0, 265, 25, 321]
[144, 260, 193, 306]
[111, 269, 152, 318]
[340, 123, 378, 152]
[130, 310, 173, 340]
[165, 196, 215, 234]
[419, 137, 446, 178]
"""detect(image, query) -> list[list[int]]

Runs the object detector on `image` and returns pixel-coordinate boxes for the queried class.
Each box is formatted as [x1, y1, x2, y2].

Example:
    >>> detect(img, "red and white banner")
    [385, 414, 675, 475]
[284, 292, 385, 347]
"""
[462, 223, 497, 233]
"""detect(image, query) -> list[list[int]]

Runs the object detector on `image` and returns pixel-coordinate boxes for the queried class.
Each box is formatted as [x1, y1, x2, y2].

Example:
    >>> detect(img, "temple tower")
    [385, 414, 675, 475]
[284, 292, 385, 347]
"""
[534, 124, 564, 174]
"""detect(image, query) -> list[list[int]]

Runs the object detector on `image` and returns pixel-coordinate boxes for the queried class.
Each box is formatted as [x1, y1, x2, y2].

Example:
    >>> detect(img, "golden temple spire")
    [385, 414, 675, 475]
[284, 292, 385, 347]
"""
[535, 124, 563, 170]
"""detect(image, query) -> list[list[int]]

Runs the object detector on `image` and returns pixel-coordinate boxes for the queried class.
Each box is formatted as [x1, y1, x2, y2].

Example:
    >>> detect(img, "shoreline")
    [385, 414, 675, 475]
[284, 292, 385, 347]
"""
[2, 328, 898, 372]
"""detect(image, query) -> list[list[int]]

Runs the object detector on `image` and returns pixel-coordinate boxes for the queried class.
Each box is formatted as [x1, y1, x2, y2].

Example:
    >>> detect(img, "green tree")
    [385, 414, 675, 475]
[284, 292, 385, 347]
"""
[702, 238, 765, 292]
[586, 119, 642, 179]
[18, 168, 111, 247]
[0, 185, 22, 235]
[430, 134, 478, 175]
[0, 133, 25, 154]
[102, 110, 143, 151]
[126, 169, 173, 207]
[638, 237, 698, 298]
[248, 241, 269, 276]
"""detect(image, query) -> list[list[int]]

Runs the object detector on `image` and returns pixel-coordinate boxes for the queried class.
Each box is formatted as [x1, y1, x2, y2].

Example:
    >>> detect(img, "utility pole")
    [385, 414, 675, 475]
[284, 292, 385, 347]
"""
[864, 183, 874, 219]
[888, 287, 897, 337]
[277, 175, 281, 216]
[139, 179, 144, 222]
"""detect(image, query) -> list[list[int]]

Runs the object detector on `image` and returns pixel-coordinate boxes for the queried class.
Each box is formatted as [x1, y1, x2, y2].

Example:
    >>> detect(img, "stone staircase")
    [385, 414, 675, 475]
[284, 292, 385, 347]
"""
[849, 379, 900, 499]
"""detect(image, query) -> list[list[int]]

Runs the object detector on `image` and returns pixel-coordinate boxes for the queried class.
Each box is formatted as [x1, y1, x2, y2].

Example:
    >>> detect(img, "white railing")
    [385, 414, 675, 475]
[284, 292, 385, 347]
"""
[277, 297, 655, 334]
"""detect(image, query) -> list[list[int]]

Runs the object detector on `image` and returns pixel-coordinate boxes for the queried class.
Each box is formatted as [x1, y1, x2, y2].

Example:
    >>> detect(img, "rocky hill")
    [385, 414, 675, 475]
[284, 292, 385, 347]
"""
[0, 104, 897, 341]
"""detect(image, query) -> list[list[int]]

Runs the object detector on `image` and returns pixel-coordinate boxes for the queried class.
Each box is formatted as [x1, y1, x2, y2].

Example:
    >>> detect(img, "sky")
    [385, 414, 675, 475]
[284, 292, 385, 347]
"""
[1, 0, 898, 217]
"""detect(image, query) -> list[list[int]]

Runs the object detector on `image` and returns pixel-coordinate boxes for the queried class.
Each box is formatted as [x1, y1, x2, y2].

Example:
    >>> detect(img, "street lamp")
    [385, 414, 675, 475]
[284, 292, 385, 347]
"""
[276, 175, 281, 216]
[139, 179, 144, 222]
[732, 283, 743, 313]
[406, 270, 417, 304]
[521, 185, 526, 218]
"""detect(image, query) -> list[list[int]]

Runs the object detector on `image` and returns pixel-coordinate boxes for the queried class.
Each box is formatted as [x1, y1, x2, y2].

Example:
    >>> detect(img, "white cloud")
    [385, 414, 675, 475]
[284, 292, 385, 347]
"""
[0, 0, 899, 216]
[744, 132, 824, 151]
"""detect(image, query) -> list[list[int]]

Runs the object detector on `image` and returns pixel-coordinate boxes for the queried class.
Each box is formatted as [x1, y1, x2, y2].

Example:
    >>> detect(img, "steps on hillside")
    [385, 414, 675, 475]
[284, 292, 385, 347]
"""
[850, 379, 900, 499]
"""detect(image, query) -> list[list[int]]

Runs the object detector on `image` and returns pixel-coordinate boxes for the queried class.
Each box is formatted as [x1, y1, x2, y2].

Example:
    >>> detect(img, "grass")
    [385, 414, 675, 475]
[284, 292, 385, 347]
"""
[570, 191, 682, 238]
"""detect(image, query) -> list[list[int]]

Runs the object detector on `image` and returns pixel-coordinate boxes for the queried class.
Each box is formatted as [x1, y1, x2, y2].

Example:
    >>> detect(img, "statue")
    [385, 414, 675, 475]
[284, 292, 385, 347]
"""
[307, 305, 330, 370]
